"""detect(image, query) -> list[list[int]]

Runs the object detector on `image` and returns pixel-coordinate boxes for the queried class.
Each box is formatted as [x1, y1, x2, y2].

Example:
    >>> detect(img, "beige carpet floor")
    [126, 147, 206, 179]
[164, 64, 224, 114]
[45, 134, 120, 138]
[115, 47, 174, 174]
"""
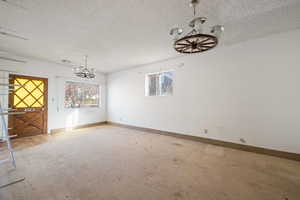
[0, 125, 299, 200]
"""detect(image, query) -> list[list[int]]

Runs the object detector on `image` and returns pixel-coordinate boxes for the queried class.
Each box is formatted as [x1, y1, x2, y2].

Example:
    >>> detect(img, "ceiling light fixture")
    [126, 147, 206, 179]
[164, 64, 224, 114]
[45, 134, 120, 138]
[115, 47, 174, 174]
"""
[170, 0, 224, 54]
[0, 27, 28, 40]
[0, 56, 27, 63]
[73, 55, 96, 79]
[0, 0, 27, 10]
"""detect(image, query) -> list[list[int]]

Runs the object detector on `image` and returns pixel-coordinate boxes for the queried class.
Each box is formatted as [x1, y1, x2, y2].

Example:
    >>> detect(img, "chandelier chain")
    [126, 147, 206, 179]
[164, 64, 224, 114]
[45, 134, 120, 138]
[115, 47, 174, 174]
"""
[85, 55, 88, 68]
[193, 5, 196, 17]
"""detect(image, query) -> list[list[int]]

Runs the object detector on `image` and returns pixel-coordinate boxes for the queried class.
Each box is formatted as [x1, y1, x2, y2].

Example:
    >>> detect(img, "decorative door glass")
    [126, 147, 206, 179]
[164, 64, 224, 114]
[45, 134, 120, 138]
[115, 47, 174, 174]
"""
[13, 78, 45, 108]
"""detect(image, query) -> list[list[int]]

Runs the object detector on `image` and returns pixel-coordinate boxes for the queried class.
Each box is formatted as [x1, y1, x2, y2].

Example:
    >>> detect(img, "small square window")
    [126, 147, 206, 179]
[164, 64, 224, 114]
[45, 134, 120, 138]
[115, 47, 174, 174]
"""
[145, 71, 174, 96]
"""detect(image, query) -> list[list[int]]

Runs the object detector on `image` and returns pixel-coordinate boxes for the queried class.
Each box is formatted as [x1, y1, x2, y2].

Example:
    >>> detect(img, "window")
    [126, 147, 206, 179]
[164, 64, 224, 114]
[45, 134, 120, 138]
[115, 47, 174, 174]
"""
[65, 81, 99, 108]
[145, 71, 174, 96]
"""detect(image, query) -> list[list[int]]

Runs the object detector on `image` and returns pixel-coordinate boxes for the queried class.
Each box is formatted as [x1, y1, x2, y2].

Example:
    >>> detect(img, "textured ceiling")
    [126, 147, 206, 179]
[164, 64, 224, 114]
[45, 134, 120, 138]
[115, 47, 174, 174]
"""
[0, 0, 300, 73]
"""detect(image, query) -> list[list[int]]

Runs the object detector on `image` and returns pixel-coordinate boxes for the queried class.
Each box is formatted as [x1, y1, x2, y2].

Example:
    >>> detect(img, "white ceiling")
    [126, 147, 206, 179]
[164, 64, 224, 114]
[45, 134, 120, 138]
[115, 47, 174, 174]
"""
[0, 0, 300, 73]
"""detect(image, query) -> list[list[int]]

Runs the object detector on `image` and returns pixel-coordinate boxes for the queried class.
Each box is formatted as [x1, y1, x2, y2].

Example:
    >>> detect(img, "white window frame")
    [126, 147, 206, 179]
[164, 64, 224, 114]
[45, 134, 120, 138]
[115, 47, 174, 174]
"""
[145, 70, 174, 97]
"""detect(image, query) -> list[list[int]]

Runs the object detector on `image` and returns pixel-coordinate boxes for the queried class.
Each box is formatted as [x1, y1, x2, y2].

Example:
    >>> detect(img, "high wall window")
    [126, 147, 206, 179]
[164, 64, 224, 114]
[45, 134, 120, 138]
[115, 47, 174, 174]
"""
[145, 71, 174, 96]
[65, 81, 100, 108]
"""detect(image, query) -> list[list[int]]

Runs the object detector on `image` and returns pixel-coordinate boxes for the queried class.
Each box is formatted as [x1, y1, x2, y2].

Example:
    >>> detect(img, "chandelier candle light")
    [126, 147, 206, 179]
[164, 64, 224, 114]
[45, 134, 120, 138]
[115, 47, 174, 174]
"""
[170, 0, 224, 54]
[73, 55, 96, 79]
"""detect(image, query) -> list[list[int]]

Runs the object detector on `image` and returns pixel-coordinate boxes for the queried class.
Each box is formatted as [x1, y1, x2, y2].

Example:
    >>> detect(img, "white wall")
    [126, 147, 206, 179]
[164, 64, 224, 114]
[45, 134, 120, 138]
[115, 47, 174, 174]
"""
[0, 56, 106, 133]
[107, 29, 300, 154]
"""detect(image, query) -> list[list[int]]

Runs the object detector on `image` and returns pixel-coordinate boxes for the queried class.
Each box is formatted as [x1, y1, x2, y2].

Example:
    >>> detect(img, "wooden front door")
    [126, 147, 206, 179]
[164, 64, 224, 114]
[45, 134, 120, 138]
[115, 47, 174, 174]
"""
[8, 74, 48, 138]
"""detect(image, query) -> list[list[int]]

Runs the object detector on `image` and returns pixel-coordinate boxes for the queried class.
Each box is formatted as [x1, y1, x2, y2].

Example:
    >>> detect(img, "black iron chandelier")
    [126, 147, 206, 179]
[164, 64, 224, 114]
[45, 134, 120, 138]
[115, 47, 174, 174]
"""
[170, 0, 224, 54]
[73, 55, 96, 79]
